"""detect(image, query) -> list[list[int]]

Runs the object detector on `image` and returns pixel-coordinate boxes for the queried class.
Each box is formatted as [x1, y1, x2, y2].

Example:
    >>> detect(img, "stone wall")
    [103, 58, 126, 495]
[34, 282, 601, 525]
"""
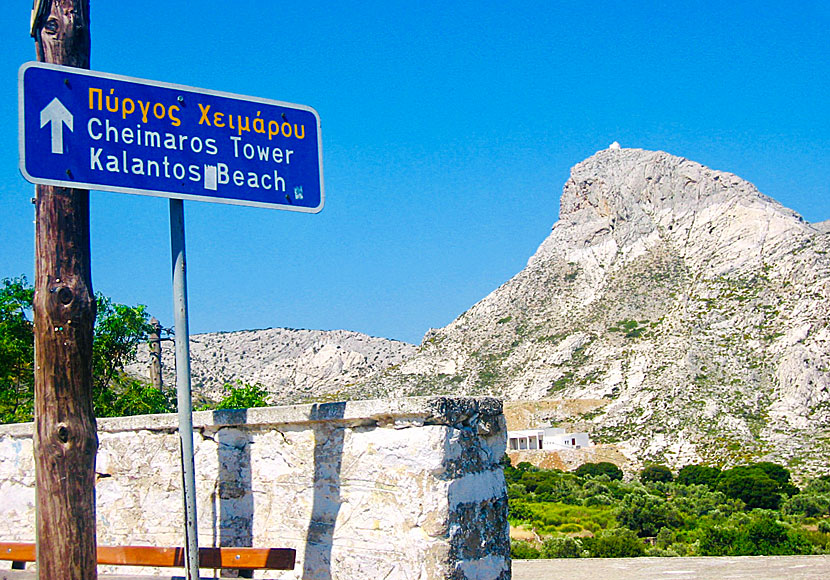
[506, 445, 631, 473]
[0, 397, 510, 579]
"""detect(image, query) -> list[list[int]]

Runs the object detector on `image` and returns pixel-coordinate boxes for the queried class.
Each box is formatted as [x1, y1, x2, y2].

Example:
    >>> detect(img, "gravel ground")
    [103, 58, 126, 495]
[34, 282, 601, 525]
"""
[512, 555, 830, 580]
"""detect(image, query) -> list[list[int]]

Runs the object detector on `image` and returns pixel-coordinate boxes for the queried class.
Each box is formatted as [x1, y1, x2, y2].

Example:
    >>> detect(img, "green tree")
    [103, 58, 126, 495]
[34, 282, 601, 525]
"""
[640, 464, 673, 484]
[751, 462, 792, 486]
[207, 381, 271, 410]
[616, 491, 681, 537]
[541, 536, 582, 558]
[582, 528, 645, 557]
[575, 462, 623, 481]
[92, 295, 154, 396]
[510, 540, 541, 559]
[676, 464, 721, 488]
[698, 512, 813, 556]
[0, 276, 163, 422]
[96, 376, 174, 417]
[0, 277, 35, 423]
[718, 468, 782, 510]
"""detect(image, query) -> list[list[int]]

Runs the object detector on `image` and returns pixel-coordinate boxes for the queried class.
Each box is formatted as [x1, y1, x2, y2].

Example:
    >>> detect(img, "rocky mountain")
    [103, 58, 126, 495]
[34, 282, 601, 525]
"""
[346, 147, 830, 475]
[126, 328, 416, 404]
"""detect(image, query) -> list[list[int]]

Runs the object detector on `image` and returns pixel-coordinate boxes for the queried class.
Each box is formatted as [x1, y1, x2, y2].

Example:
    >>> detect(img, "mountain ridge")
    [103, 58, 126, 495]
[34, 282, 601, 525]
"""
[345, 147, 830, 475]
[126, 327, 416, 404]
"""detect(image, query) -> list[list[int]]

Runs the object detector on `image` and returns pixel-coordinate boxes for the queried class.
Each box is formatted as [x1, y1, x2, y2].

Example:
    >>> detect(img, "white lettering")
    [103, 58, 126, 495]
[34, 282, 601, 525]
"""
[90, 147, 103, 170]
[217, 163, 229, 185]
[88, 118, 102, 140]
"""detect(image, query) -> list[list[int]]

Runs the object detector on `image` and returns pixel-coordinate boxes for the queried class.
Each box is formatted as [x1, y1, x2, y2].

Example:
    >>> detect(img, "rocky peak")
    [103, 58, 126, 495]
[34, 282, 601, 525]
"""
[531, 148, 813, 278]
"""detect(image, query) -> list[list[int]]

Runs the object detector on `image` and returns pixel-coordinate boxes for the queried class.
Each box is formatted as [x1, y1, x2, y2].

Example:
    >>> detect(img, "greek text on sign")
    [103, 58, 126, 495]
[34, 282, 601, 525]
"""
[19, 62, 324, 212]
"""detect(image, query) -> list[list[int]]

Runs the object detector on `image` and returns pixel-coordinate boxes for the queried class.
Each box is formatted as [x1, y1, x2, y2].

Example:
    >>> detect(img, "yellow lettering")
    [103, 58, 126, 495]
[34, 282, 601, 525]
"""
[168, 105, 181, 127]
[89, 88, 102, 110]
[198, 103, 212, 125]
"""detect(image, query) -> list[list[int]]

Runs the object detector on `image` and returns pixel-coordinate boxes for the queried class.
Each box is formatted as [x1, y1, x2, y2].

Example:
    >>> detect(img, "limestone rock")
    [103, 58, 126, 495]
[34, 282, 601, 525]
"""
[348, 148, 830, 476]
[126, 328, 416, 405]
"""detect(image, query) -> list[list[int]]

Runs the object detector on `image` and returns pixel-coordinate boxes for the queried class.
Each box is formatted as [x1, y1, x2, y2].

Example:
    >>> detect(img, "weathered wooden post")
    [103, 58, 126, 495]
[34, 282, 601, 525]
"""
[30, 1, 98, 580]
[149, 317, 163, 390]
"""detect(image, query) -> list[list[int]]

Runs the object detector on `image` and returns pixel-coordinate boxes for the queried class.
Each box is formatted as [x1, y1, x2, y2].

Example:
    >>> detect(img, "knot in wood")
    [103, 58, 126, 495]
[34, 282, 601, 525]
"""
[44, 18, 59, 34]
[57, 286, 73, 305]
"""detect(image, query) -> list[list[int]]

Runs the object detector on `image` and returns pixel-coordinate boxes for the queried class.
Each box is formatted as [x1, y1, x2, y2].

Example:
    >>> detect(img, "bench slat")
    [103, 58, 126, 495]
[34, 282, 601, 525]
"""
[0, 543, 295, 570]
[0, 545, 33, 563]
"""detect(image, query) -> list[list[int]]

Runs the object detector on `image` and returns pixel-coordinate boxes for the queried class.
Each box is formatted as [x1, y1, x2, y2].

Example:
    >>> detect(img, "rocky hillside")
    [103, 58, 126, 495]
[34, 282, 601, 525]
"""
[347, 147, 830, 475]
[126, 328, 415, 404]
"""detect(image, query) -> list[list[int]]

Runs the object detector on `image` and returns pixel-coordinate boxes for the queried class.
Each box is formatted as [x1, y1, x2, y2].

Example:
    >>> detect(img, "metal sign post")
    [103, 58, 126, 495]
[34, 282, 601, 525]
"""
[169, 199, 199, 580]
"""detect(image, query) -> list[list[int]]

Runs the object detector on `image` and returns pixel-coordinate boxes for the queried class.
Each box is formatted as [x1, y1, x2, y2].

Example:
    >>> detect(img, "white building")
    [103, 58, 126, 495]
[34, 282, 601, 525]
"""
[507, 428, 591, 451]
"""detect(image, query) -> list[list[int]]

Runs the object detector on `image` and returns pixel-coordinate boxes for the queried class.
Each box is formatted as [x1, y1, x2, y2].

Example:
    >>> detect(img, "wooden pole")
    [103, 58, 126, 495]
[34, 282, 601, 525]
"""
[149, 317, 162, 390]
[31, 2, 98, 580]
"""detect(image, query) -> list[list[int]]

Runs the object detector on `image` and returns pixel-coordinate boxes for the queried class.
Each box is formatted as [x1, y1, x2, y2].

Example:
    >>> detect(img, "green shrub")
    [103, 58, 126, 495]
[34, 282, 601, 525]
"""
[513, 501, 617, 534]
[575, 462, 623, 481]
[669, 483, 738, 518]
[655, 527, 675, 549]
[616, 492, 681, 537]
[698, 524, 741, 556]
[744, 512, 813, 555]
[805, 475, 830, 494]
[641, 465, 674, 484]
[508, 483, 528, 499]
[677, 465, 721, 488]
[819, 519, 830, 534]
[583, 528, 646, 558]
[584, 494, 614, 507]
[541, 536, 582, 558]
[782, 494, 830, 518]
[203, 381, 271, 410]
[750, 462, 792, 486]
[799, 528, 830, 550]
[510, 540, 541, 559]
[718, 469, 782, 510]
[698, 512, 813, 556]
[508, 499, 533, 522]
[515, 462, 538, 473]
[97, 376, 174, 417]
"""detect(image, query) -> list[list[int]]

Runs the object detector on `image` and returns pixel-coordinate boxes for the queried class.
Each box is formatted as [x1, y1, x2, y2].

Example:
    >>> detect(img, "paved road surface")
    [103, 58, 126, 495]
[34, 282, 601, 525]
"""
[513, 556, 830, 580]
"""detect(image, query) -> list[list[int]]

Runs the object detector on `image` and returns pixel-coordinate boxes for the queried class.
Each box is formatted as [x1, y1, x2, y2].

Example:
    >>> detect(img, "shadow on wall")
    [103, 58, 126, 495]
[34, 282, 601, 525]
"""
[211, 402, 347, 580]
[213, 409, 255, 578]
[302, 402, 347, 580]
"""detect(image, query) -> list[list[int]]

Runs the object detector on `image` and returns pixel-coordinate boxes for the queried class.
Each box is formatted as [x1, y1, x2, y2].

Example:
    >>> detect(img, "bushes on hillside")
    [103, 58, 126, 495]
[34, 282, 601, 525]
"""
[616, 491, 681, 537]
[716, 464, 797, 510]
[677, 464, 721, 488]
[574, 462, 623, 481]
[641, 464, 673, 483]
[698, 511, 813, 556]
[510, 540, 540, 559]
[505, 457, 830, 559]
[581, 528, 646, 558]
[541, 536, 583, 558]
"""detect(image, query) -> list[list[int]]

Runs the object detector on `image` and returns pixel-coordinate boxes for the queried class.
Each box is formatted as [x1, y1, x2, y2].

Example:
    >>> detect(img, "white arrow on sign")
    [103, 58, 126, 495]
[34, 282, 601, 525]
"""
[40, 97, 73, 154]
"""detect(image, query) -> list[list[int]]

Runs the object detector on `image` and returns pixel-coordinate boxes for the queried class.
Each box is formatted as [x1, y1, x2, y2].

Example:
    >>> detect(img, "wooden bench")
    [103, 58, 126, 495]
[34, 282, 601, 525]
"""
[1, 542, 295, 578]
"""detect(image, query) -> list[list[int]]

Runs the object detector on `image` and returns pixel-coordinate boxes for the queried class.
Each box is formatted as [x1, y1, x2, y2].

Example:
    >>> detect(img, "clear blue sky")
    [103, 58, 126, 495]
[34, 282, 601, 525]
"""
[1, 1, 827, 344]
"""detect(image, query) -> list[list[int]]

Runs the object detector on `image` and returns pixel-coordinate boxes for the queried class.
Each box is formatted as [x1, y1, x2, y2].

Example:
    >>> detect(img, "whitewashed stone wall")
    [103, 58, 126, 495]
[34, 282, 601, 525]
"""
[0, 397, 509, 579]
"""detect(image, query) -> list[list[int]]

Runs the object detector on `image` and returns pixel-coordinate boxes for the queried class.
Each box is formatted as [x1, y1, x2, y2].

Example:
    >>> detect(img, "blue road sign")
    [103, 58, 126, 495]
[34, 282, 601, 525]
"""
[19, 62, 323, 212]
